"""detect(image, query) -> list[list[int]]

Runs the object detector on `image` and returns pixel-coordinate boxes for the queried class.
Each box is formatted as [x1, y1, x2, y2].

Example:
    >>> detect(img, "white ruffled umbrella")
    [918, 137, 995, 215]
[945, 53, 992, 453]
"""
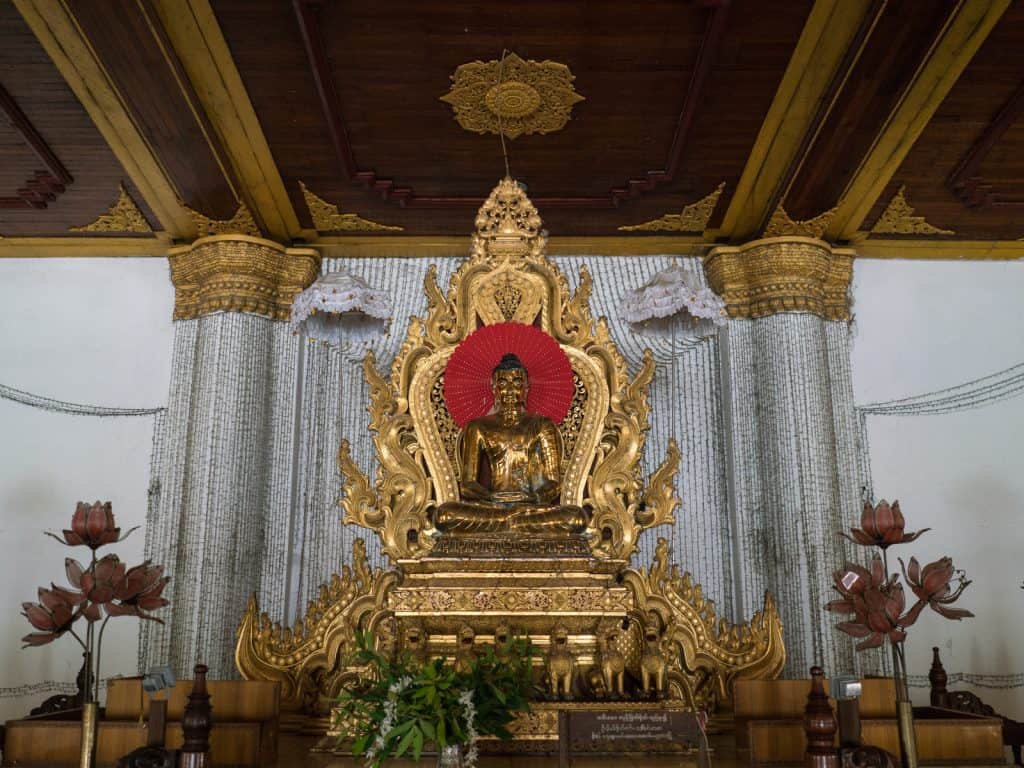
[289, 271, 391, 347]
[621, 262, 727, 341]
[621, 262, 728, 434]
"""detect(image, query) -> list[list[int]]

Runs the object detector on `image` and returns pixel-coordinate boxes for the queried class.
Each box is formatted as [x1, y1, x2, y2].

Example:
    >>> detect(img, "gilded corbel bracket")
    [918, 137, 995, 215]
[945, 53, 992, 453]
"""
[870, 186, 954, 236]
[69, 184, 152, 234]
[618, 183, 725, 233]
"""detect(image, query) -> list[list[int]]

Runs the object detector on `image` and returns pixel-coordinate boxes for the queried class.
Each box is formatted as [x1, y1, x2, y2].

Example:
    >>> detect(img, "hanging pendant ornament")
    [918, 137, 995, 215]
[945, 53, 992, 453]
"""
[621, 262, 728, 341]
[289, 271, 392, 347]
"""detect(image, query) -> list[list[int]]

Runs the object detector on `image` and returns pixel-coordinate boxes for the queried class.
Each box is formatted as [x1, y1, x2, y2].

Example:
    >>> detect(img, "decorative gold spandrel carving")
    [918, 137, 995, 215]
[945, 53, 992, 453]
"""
[621, 537, 785, 708]
[168, 235, 320, 321]
[763, 203, 837, 240]
[440, 52, 585, 139]
[300, 182, 403, 232]
[235, 538, 397, 711]
[69, 184, 152, 233]
[704, 237, 854, 321]
[185, 201, 261, 238]
[619, 182, 725, 233]
[870, 185, 954, 235]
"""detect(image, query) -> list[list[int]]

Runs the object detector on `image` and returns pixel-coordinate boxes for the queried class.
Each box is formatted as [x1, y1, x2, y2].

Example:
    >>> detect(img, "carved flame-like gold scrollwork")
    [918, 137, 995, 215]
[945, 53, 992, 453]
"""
[337, 178, 677, 561]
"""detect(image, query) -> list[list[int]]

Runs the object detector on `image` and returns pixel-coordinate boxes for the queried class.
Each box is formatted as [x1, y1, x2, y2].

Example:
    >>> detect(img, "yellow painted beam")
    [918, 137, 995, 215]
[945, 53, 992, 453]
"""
[856, 238, 1024, 261]
[0, 235, 173, 258]
[309, 235, 709, 259]
[715, 0, 879, 242]
[150, 0, 306, 243]
[1, 233, 1019, 262]
[826, 0, 1011, 241]
[13, 0, 195, 239]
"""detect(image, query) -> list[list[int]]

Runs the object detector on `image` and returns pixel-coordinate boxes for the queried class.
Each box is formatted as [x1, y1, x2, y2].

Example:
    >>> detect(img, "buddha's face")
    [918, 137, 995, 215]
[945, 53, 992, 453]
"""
[492, 368, 527, 412]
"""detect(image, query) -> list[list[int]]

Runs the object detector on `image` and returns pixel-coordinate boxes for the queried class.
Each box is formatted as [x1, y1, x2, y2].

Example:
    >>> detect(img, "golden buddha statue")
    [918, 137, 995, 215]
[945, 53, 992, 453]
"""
[434, 353, 588, 535]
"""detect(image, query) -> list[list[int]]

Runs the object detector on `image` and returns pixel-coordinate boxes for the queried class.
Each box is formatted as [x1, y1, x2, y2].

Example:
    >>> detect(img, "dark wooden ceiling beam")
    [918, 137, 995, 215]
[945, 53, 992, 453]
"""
[715, 0, 884, 242]
[946, 79, 1024, 209]
[65, 0, 242, 222]
[826, 0, 1012, 240]
[293, 0, 729, 210]
[13, 0, 194, 237]
[151, 0, 306, 241]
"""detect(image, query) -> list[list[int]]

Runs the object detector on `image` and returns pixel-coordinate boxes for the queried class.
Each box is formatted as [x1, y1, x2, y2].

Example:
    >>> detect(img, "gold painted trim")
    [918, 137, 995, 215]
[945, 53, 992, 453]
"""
[300, 182, 403, 232]
[717, 0, 880, 241]
[0, 235, 172, 258]
[69, 184, 153, 233]
[855, 239, 1024, 260]
[618, 183, 725, 232]
[826, 0, 1011, 240]
[149, 0, 305, 242]
[168, 234, 319, 320]
[869, 186, 954, 235]
[704, 236, 854, 320]
[308, 235, 708, 258]
[13, 0, 195, 238]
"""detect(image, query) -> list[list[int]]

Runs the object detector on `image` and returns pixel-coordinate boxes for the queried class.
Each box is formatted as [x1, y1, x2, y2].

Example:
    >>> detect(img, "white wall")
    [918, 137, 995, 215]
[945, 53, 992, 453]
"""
[0, 258, 173, 723]
[851, 259, 1024, 719]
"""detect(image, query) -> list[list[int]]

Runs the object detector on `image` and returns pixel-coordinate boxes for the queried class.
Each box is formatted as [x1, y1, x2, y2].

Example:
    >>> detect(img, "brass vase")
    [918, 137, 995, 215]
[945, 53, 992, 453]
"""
[79, 701, 99, 768]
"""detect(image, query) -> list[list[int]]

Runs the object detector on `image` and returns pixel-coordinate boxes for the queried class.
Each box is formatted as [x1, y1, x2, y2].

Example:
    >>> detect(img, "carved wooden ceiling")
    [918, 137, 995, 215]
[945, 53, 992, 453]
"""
[0, 0, 1022, 257]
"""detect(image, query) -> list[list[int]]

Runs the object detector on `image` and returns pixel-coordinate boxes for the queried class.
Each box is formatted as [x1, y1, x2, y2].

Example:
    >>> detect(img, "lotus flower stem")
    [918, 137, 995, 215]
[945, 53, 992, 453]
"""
[93, 616, 110, 703]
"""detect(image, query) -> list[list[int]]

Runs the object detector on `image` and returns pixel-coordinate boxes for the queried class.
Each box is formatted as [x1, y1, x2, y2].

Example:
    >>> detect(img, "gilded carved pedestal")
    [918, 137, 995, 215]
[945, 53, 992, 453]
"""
[234, 180, 786, 745]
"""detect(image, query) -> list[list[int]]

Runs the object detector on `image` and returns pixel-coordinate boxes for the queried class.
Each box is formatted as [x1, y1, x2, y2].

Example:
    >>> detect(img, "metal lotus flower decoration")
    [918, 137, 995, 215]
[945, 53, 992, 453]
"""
[21, 502, 170, 703]
[825, 498, 972, 767]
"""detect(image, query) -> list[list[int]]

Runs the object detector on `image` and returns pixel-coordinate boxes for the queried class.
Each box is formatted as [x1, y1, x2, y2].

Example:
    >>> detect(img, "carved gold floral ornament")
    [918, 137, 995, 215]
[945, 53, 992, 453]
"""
[440, 52, 585, 139]
[69, 184, 152, 234]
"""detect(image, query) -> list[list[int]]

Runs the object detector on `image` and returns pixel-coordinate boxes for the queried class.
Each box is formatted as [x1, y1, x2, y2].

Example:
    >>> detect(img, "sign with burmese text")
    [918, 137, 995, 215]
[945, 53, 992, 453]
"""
[559, 709, 709, 767]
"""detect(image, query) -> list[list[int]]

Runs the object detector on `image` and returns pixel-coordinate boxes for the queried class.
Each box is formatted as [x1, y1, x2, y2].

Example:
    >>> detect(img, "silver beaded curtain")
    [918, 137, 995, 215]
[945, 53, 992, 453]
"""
[141, 254, 862, 679]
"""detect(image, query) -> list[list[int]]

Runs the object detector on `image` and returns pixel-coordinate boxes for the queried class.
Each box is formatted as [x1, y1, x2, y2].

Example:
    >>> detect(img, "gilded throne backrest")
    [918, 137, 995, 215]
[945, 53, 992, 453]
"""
[337, 178, 680, 562]
[407, 263, 608, 509]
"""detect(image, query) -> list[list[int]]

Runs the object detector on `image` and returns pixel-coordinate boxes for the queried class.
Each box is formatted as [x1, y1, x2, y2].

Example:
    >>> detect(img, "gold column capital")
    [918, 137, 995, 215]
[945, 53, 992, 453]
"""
[704, 236, 854, 321]
[168, 234, 320, 321]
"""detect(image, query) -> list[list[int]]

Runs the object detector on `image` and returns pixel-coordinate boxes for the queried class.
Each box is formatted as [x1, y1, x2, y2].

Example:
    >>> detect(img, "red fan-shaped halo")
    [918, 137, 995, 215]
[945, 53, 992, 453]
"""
[443, 322, 575, 428]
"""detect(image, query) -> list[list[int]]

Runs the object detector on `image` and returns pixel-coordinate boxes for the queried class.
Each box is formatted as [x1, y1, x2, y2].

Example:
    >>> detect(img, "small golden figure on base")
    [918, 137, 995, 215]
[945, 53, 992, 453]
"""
[454, 625, 477, 675]
[545, 624, 575, 699]
[640, 613, 668, 698]
[598, 630, 626, 699]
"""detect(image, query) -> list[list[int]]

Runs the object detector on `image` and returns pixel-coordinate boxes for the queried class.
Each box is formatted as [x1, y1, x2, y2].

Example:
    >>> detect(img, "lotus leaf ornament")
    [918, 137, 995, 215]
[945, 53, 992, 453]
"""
[901, 556, 974, 621]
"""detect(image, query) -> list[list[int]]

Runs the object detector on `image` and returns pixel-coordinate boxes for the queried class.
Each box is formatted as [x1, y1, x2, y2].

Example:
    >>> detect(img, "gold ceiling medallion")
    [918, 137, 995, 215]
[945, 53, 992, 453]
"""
[440, 52, 585, 139]
[763, 203, 837, 240]
[870, 185, 954, 236]
[168, 235, 319, 321]
[300, 182, 403, 232]
[185, 200, 261, 238]
[619, 182, 726, 232]
[705, 238, 854, 321]
[69, 184, 152, 234]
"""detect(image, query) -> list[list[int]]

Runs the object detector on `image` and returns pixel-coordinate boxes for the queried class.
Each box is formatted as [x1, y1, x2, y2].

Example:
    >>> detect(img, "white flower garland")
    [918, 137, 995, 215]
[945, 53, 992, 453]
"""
[365, 675, 413, 764]
[458, 689, 480, 767]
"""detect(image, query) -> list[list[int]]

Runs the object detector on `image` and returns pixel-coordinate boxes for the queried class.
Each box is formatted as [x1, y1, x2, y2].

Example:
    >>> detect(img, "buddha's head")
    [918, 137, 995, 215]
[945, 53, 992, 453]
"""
[492, 353, 528, 417]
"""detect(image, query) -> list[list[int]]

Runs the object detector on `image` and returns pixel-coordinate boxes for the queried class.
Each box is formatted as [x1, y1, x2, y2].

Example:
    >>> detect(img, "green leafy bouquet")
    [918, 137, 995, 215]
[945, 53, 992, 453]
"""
[334, 630, 535, 767]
